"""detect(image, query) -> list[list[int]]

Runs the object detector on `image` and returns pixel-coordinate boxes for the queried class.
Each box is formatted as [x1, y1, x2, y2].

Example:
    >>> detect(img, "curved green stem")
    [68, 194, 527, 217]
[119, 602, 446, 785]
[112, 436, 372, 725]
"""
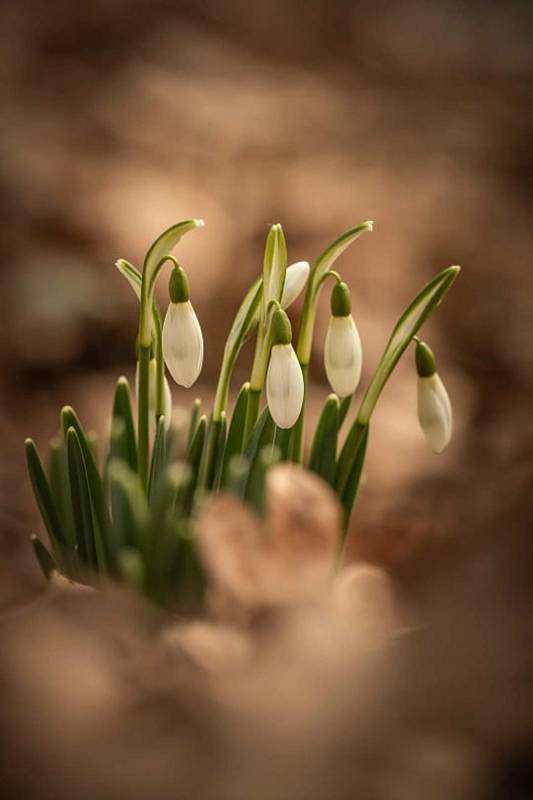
[336, 264, 460, 497]
[293, 222, 373, 463]
[212, 278, 263, 422]
[153, 305, 165, 419]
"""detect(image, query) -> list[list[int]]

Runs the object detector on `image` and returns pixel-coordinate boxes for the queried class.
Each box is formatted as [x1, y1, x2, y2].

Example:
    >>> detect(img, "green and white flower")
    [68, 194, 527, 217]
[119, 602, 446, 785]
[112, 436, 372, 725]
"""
[415, 340, 452, 453]
[162, 265, 204, 388]
[324, 281, 362, 398]
[266, 308, 304, 428]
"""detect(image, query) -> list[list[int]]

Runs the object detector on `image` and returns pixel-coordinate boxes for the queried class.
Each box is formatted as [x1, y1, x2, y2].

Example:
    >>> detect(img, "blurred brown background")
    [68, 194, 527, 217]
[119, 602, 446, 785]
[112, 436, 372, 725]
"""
[1, 0, 532, 582]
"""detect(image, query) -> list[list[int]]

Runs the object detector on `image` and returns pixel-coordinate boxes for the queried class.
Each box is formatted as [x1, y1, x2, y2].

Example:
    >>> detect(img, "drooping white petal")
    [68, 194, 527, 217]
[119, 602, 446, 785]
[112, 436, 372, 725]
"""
[162, 301, 204, 388]
[281, 261, 310, 309]
[324, 315, 362, 398]
[266, 344, 304, 429]
[417, 373, 452, 453]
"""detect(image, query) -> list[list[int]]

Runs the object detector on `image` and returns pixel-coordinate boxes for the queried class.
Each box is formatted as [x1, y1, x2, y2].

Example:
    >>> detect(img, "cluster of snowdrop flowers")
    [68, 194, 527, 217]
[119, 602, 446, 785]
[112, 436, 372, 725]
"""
[25, 217, 459, 606]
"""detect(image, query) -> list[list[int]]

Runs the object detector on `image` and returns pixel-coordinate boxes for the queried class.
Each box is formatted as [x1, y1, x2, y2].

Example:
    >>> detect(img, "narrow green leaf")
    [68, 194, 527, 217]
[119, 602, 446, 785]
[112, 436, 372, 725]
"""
[309, 394, 339, 486]
[338, 394, 352, 428]
[244, 405, 276, 464]
[245, 444, 280, 516]
[114, 258, 142, 300]
[165, 420, 183, 465]
[261, 224, 287, 321]
[150, 462, 192, 526]
[31, 534, 56, 579]
[182, 414, 207, 514]
[167, 522, 206, 611]
[223, 454, 250, 498]
[61, 406, 111, 541]
[272, 425, 292, 462]
[212, 278, 263, 420]
[335, 419, 368, 499]
[48, 436, 77, 555]
[108, 459, 149, 555]
[186, 398, 201, 452]
[111, 376, 137, 472]
[25, 438, 65, 557]
[148, 416, 167, 505]
[196, 415, 220, 493]
[340, 423, 369, 537]
[220, 382, 250, 485]
[211, 413, 228, 491]
[66, 427, 97, 569]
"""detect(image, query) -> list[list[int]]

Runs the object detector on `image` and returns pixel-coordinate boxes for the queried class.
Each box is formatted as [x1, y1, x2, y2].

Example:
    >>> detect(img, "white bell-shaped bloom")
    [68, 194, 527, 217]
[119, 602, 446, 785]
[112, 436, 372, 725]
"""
[324, 315, 362, 398]
[162, 300, 203, 388]
[266, 344, 304, 428]
[281, 261, 310, 309]
[417, 373, 452, 453]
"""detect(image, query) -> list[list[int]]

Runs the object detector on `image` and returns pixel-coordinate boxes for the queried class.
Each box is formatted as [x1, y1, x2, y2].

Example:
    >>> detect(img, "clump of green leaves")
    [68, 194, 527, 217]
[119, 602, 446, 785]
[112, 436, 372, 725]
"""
[26, 219, 459, 607]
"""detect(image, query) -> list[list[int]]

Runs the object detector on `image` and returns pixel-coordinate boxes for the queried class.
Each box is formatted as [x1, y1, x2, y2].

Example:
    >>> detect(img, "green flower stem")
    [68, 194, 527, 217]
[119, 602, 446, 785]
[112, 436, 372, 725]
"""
[293, 221, 373, 463]
[153, 305, 165, 418]
[336, 265, 460, 497]
[212, 278, 263, 423]
[137, 344, 151, 489]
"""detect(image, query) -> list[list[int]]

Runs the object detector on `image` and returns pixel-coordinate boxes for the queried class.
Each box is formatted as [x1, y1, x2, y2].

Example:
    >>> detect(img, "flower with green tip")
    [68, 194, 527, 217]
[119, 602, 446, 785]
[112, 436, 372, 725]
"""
[266, 308, 304, 428]
[162, 264, 204, 388]
[415, 340, 452, 453]
[281, 261, 310, 309]
[324, 281, 362, 398]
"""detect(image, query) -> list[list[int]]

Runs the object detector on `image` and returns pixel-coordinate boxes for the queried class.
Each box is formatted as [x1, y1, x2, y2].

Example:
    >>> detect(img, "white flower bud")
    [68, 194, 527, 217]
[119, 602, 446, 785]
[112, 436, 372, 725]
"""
[162, 300, 203, 388]
[266, 344, 304, 429]
[281, 261, 310, 309]
[324, 315, 362, 398]
[417, 372, 452, 453]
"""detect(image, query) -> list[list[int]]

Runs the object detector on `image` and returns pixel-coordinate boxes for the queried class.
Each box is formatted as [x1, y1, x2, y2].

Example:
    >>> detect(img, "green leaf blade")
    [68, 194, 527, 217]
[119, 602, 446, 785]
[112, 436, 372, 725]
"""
[340, 423, 369, 538]
[309, 394, 340, 487]
[110, 377, 137, 472]
[220, 382, 250, 485]
[31, 534, 57, 580]
[25, 438, 65, 557]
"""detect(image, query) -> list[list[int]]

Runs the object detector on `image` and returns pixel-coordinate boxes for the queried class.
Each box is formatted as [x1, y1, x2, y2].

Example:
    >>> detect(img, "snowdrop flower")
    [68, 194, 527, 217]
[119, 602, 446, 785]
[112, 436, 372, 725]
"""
[162, 264, 203, 388]
[281, 261, 310, 309]
[135, 358, 173, 431]
[324, 281, 362, 398]
[415, 340, 452, 453]
[266, 308, 304, 429]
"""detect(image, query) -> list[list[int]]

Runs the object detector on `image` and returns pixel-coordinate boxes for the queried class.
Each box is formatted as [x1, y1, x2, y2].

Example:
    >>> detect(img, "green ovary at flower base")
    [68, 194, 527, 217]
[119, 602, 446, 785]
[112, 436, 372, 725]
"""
[24, 216, 460, 607]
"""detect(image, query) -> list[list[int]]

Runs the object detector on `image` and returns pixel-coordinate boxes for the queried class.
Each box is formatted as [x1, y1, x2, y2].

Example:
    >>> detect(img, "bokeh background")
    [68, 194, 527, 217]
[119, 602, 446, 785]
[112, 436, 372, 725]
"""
[1, 0, 532, 588]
